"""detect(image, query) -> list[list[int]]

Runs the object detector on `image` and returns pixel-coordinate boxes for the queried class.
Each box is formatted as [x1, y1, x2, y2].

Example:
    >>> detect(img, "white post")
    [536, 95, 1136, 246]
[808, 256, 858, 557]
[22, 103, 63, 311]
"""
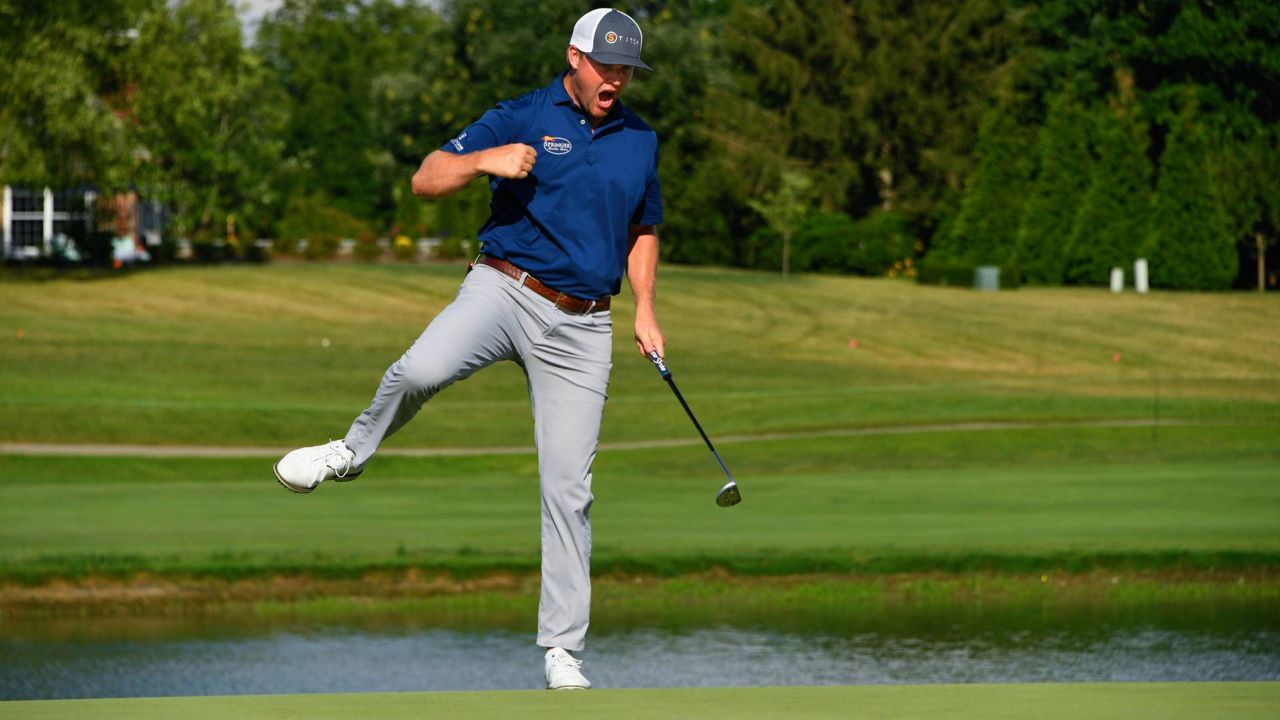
[1134, 258, 1149, 294]
[42, 187, 54, 256]
[1110, 267, 1124, 293]
[2, 185, 10, 259]
[85, 190, 96, 237]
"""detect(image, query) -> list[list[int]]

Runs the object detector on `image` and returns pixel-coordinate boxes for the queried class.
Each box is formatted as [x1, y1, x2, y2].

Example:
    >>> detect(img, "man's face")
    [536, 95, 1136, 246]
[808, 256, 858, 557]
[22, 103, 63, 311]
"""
[566, 46, 633, 123]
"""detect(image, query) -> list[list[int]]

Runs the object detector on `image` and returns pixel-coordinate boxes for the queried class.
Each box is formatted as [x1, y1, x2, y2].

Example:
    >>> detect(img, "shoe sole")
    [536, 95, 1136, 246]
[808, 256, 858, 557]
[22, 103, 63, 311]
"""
[548, 685, 590, 691]
[273, 462, 360, 494]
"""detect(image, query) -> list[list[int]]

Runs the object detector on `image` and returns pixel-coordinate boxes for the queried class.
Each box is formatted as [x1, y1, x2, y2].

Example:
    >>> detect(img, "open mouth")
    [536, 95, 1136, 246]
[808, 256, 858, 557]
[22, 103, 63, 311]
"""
[597, 89, 617, 111]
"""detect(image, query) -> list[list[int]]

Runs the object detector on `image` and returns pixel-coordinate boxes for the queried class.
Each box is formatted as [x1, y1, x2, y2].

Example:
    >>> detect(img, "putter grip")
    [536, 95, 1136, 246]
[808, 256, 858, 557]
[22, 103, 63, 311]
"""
[647, 350, 671, 379]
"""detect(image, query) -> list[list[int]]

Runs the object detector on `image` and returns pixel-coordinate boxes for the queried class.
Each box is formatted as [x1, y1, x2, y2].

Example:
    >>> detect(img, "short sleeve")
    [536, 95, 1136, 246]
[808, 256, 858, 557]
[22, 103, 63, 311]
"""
[440, 101, 522, 154]
[631, 143, 664, 225]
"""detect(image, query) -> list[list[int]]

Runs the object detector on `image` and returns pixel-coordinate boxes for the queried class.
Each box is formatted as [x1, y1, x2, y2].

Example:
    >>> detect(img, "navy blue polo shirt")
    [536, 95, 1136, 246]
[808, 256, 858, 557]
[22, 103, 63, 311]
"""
[441, 72, 663, 299]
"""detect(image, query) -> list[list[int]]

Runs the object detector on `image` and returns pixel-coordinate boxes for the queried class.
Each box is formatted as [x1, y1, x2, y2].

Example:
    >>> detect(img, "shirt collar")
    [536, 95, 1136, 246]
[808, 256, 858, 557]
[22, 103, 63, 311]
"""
[551, 71, 625, 131]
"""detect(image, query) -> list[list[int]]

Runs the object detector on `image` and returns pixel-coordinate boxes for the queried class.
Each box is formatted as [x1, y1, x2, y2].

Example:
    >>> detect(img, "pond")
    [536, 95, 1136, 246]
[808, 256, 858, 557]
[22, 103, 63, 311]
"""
[3, 599, 1277, 699]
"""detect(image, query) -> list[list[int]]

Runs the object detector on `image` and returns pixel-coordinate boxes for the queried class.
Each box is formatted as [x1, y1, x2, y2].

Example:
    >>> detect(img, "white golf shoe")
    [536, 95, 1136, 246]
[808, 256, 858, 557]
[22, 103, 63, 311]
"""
[273, 440, 360, 493]
[544, 647, 591, 690]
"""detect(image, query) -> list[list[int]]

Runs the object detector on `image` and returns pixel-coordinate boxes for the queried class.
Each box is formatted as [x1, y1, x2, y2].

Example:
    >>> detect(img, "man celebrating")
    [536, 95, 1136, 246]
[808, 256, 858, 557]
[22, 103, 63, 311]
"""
[272, 8, 662, 691]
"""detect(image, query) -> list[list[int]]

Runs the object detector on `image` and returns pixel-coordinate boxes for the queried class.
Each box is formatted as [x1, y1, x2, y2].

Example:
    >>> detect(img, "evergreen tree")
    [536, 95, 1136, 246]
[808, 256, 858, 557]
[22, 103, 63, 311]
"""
[714, 0, 864, 250]
[1065, 101, 1151, 285]
[1145, 110, 1235, 290]
[1016, 90, 1092, 284]
[933, 108, 1034, 265]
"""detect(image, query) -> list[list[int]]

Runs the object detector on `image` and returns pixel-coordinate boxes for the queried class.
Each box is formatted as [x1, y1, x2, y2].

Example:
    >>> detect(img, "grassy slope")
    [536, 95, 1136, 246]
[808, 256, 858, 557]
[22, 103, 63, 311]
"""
[0, 263, 1277, 447]
[3, 684, 1278, 720]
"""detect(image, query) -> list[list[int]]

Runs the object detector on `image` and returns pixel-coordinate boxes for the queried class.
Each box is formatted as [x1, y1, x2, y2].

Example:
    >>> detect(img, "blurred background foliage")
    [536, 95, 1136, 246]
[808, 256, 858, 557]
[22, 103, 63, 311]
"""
[0, 0, 1277, 288]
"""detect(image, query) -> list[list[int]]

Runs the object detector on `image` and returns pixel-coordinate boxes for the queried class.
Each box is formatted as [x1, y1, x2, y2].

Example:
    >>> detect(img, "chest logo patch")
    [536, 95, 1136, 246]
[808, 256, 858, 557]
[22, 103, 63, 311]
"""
[542, 135, 573, 155]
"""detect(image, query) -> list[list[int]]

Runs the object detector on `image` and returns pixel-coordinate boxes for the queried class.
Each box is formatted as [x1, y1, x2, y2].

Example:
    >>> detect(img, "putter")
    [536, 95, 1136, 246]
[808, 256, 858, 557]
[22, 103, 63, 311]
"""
[647, 351, 742, 507]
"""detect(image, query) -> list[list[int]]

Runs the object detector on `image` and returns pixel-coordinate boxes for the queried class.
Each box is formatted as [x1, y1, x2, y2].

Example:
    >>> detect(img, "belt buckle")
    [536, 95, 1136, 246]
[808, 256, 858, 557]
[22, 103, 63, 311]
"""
[556, 291, 592, 315]
[554, 291, 572, 313]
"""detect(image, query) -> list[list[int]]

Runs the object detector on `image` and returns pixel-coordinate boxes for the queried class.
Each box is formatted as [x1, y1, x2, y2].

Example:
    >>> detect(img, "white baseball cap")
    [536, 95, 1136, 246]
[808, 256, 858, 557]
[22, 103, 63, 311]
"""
[570, 8, 651, 71]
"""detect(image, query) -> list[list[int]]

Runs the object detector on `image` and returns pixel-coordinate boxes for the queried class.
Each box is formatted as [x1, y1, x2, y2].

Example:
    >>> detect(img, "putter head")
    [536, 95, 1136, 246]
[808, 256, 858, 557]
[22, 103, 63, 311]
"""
[715, 481, 741, 507]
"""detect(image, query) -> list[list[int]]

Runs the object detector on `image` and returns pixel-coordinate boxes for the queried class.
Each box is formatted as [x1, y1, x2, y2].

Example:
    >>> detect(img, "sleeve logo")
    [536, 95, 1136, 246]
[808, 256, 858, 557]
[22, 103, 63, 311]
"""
[542, 135, 573, 155]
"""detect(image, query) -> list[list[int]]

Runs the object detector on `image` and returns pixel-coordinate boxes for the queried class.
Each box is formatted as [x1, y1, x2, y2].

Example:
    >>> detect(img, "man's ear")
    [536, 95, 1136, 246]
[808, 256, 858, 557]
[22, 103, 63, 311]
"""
[566, 46, 581, 71]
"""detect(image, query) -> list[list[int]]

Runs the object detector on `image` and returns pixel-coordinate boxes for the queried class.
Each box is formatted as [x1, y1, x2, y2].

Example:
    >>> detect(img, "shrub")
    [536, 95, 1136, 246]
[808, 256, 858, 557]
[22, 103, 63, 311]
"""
[302, 235, 340, 261]
[793, 210, 913, 276]
[392, 234, 416, 262]
[278, 194, 374, 258]
[353, 231, 383, 262]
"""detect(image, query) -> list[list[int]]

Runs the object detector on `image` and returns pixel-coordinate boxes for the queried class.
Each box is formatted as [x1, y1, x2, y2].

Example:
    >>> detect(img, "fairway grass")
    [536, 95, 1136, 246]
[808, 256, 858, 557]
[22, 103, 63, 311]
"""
[1, 425, 1278, 586]
[3, 683, 1277, 720]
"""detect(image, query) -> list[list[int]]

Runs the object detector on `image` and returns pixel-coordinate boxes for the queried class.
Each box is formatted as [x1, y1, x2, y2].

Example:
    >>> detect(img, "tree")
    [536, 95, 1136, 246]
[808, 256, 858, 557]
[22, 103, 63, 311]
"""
[0, 0, 150, 189]
[710, 0, 864, 268]
[1144, 108, 1235, 290]
[1016, 89, 1092, 284]
[748, 170, 813, 279]
[1065, 89, 1151, 286]
[857, 0, 1032, 223]
[702, 0, 1031, 268]
[442, 0, 587, 117]
[258, 0, 453, 226]
[128, 0, 285, 242]
[1209, 120, 1280, 292]
[1031, 0, 1280, 287]
[933, 107, 1035, 267]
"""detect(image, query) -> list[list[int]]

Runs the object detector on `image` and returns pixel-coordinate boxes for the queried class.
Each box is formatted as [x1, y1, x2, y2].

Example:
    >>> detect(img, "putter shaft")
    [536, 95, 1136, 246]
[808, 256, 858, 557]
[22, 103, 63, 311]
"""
[647, 352, 741, 506]
[663, 374, 735, 482]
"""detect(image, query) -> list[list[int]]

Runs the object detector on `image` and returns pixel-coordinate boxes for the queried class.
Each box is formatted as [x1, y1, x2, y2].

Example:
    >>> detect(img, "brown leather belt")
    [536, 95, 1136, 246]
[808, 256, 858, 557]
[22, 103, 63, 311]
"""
[473, 254, 610, 314]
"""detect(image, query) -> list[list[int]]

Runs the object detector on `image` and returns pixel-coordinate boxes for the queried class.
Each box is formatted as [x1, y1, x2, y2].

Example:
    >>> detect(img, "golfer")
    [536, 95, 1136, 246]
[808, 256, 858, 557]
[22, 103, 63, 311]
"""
[273, 8, 663, 690]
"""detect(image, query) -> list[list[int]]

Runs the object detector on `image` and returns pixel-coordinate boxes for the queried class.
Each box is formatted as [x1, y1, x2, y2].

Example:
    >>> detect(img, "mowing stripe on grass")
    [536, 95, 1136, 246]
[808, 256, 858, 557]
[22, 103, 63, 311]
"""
[0, 417, 1219, 458]
[1, 683, 1276, 720]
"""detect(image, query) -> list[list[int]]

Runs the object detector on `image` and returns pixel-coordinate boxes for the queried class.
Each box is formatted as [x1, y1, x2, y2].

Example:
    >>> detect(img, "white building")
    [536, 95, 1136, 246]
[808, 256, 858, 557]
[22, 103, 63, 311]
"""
[1, 185, 167, 261]
[1, 186, 93, 260]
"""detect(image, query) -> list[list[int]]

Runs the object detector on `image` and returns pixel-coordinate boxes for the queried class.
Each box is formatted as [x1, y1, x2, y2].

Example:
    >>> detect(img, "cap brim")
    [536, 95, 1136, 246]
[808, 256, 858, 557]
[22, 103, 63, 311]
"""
[585, 51, 651, 71]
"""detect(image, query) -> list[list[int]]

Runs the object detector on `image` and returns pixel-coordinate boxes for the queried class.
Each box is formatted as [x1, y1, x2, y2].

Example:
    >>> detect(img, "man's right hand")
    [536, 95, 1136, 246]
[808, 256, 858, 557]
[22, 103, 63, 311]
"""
[477, 143, 537, 179]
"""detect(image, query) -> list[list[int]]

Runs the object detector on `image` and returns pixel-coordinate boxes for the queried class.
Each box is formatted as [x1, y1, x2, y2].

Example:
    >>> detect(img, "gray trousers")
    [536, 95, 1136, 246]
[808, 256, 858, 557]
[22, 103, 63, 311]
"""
[343, 264, 611, 652]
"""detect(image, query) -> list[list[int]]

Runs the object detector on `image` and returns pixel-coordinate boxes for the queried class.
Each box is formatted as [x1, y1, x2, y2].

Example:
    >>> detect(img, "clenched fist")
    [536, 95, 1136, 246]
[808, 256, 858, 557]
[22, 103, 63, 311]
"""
[478, 143, 538, 180]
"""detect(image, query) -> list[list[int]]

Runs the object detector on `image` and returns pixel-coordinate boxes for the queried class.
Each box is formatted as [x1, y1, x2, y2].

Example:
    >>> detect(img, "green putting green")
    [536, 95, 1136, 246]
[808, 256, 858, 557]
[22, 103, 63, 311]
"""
[3, 683, 1277, 720]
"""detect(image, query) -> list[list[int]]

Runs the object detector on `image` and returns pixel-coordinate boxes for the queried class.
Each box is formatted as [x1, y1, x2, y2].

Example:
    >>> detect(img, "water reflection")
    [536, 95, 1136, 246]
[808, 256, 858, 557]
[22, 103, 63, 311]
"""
[2, 602, 1277, 699]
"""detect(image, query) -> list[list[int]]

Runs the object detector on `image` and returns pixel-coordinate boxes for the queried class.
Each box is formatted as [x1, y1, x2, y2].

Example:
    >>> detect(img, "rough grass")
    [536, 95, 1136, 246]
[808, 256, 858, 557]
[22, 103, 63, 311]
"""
[2, 683, 1278, 720]
[1, 263, 1277, 447]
